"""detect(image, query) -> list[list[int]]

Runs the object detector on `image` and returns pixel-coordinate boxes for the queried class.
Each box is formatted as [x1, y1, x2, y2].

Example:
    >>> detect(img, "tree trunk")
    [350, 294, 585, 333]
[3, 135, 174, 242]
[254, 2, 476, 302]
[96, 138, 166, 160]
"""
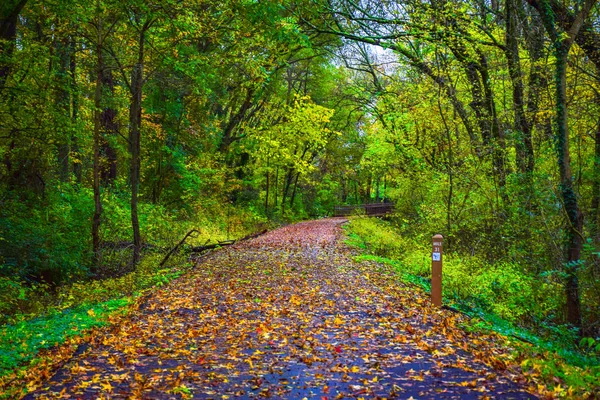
[479, 53, 508, 200]
[591, 83, 600, 284]
[281, 167, 294, 215]
[218, 89, 254, 153]
[529, 0, 597, 329]
[438, 89, 453, 247]
[129, 28, 145, 266]
[55, 37, 71, 182]
[524, 0, 597, 330]
[463, 62, 489, 143]
[70, 37, 82, 183]
[100, 65, 118, 184]
[450, 38, 507, 196]
[274, 167, 278, 208]
[505, 0, 534, 175]
[289, 172, 300, 209]
[92, 12, 103, 272]
[591, 86, 600, 241]
[265, 169, 269, 215]
[555, 44, 583, 328]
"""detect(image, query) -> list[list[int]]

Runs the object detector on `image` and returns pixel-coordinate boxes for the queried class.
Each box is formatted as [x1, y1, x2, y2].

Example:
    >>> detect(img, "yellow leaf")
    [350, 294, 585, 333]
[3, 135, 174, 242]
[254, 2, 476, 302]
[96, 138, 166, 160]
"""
[553, 384, 565, 394]
[101, 381, 113, 392]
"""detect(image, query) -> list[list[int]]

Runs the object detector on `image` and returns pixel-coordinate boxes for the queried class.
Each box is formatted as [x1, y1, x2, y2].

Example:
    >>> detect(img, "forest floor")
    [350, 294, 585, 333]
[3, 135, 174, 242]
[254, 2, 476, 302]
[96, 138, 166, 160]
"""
[21, 218, 537, 399]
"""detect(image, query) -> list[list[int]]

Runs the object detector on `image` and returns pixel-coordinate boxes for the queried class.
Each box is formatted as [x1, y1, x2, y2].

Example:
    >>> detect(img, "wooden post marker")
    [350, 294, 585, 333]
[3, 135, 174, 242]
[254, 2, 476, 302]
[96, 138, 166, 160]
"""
[431, 234, 443, 307]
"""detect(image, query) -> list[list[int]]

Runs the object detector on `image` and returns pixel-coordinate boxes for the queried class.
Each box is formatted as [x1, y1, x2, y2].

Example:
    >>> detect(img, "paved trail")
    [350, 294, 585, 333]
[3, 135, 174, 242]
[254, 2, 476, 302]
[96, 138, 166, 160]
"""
[25, 218, 535, 399]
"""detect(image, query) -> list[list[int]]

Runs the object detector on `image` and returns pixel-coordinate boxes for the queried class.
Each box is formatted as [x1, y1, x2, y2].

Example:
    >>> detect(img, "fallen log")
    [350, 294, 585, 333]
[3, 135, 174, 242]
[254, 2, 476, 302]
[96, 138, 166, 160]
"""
[190, 240, 235, 253]
[189, 229, 268, 253]
[159, 229, 201, 267]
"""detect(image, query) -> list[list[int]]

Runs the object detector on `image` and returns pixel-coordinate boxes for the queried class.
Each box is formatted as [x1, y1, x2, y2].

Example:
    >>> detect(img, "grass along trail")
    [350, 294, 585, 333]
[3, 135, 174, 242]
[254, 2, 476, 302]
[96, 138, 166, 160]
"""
[22, 218, 535, 399]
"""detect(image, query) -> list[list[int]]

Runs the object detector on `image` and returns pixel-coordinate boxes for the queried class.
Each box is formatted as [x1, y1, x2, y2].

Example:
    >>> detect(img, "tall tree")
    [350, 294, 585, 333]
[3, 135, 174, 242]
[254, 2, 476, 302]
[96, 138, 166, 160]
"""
[128, 10, 155, 265]
[524, 0, 597, 328]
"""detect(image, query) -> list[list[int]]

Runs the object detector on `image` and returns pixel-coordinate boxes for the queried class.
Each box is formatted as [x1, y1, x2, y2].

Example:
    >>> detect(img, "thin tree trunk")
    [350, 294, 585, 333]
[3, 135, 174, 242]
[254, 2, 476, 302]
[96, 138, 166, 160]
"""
[592, 85, 600, 285]
[506, 0, 534, 175]
[274, 167, 279, 208]
[438, 89, 453, 247]
[265, 169, 269, 215]
[289, 172, 300, 209]
[447, 37, 507, 193]
[55, 36, 71, 182]
[555, 44, 583, 328]
[591, 103, 600, 241]
[100, 65, 118, 184]
[591, 66, 600, 242]
[281, 167, 294, 215]
[151, 154, 162, 203]
[70, 37, 82, 183]
[92, 9, 103, 272]
[129, 27, 145, 266]
[463, 62, 489, 143]
[479, 53, 508, 199]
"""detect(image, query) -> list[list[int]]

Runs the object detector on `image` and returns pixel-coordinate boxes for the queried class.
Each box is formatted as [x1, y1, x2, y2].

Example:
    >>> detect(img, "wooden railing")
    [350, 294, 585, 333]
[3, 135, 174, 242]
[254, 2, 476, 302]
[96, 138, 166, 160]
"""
[334, 203, 395, 217]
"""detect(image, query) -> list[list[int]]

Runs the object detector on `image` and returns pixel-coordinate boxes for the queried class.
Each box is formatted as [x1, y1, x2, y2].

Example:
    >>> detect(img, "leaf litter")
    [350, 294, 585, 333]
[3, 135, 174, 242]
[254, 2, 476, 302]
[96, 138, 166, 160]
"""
[21, 218, 537, 399]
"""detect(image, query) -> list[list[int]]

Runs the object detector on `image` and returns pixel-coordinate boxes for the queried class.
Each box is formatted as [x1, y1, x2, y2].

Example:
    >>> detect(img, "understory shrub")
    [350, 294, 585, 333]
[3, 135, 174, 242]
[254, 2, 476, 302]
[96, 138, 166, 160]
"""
[344, 216, 412, 259]
[344, 217, 563, 328]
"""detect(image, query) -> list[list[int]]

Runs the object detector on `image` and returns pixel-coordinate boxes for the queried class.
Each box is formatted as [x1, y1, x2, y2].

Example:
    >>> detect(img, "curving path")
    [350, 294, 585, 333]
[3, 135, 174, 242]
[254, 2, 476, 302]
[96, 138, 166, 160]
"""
[24, 218, 536, 399]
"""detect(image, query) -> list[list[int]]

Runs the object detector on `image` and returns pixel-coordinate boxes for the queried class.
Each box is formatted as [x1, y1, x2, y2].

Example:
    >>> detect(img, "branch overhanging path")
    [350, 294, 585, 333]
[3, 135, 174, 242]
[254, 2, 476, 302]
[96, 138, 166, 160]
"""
[24, 219, 536, 399]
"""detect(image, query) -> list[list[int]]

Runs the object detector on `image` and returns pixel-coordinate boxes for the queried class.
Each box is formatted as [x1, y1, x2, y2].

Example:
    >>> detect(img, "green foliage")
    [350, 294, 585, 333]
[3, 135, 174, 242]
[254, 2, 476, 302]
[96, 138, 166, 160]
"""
[0, 278, 37, 323]
[0, 298, 130, 377]
[343, 216, 411, 259]
[345, 217, 565, 335]
[0, 184, 94, 286]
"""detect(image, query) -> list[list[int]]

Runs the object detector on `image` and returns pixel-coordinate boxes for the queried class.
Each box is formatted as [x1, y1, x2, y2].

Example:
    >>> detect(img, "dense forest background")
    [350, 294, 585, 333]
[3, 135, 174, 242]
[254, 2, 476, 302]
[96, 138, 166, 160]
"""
[1, 0, 600, 348]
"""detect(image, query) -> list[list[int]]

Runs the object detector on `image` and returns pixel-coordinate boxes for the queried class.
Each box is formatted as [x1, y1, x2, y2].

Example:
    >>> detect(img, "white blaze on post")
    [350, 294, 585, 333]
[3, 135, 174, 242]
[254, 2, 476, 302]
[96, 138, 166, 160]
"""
[431, 235, 443, 307]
